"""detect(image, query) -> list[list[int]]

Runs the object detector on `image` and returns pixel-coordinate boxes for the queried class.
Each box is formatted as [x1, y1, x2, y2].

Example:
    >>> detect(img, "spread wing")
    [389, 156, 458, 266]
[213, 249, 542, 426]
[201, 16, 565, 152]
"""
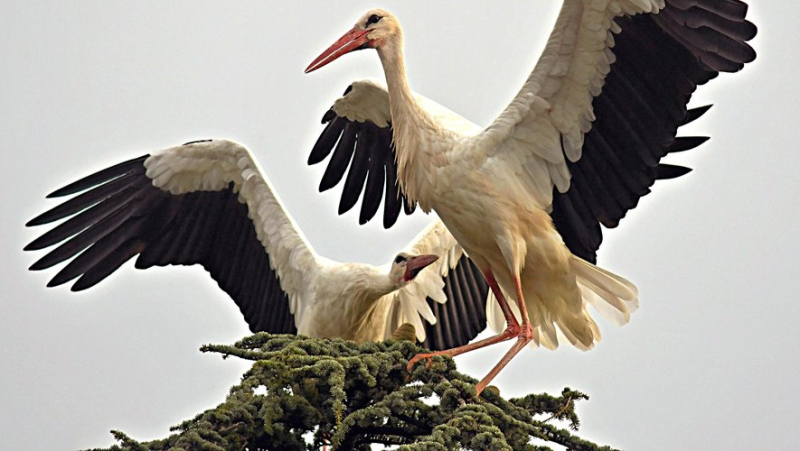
[25, 139, 323, 334]
[308, 79, 480, 228]
[382, 221, 490, 351]
[479, 0, 757, 262]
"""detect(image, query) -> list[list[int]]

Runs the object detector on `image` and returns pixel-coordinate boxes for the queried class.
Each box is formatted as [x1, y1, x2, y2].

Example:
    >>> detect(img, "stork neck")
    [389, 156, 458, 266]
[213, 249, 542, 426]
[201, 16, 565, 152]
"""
[342, 268, 397, 327]
[367, 274, 400, 300]
[344, 265, 398, 304]
[377, 35, 438, 203]
[379, 41, 436, 127]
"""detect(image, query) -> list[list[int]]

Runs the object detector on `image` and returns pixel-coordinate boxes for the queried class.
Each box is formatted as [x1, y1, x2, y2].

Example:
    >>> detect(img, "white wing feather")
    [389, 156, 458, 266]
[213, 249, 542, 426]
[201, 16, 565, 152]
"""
[144, 139, 321, 326]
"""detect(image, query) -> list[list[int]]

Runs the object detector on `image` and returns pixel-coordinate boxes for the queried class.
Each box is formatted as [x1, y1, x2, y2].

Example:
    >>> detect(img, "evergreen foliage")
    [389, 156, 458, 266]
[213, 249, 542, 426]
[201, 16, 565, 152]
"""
[93, 333, 616, 450]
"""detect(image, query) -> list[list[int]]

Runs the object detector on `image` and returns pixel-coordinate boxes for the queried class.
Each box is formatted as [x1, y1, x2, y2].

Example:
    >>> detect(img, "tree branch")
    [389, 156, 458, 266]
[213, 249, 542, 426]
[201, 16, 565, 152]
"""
[90, 333, 618, 451]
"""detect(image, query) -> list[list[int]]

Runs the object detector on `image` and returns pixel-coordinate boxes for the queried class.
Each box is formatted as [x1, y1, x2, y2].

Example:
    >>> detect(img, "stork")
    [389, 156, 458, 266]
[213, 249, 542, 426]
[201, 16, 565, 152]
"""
[305, 0, 757, 394]
[25, 139, 490, 349]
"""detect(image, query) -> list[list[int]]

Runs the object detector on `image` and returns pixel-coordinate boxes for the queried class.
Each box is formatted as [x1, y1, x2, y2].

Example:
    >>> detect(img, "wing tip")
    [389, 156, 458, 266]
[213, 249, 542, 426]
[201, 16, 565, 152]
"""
[321, 108, 336, 124]
[25, 217, 44, 228]
[46, 185, 79, 199]
[682, 104, 713, 125]
[23, 240, 44, 252]
[669, 136, 710, 153]
[655, 164, 692, 180]
[45, 276, 67, 288]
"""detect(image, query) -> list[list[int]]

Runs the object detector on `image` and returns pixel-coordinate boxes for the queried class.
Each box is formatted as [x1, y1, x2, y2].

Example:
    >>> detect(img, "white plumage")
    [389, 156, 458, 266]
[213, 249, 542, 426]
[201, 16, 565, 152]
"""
[305, 0, 756, 393]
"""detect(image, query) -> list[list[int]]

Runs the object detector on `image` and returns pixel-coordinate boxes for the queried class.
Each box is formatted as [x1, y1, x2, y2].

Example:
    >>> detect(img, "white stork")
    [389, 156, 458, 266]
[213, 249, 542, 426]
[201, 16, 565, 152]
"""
[25, 139, 491, 349]
[305, 0, 757, 394]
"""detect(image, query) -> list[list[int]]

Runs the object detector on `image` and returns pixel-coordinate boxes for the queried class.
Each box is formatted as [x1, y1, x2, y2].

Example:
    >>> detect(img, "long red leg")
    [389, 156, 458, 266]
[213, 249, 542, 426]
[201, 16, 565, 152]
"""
[485, 271, 520, 329]
[407, 269, 521, 371]
[474, 275, 534, 395]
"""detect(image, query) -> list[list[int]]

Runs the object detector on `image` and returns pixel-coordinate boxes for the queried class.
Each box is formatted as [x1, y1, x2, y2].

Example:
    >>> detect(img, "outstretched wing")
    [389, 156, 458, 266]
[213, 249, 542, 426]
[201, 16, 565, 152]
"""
[480, 0, 757, 262]
[382, 221, 489, 351]
[25, 139, 322, 334]
[308, 80, 480, 228]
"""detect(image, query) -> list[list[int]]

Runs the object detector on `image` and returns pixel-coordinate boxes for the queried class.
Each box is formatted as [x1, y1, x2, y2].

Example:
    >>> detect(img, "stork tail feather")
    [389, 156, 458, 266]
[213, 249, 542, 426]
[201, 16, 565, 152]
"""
[571, 256, 639, 327]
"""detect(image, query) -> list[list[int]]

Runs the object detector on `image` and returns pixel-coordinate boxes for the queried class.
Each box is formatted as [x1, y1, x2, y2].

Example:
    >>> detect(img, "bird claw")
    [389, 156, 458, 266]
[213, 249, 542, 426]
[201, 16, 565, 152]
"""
[407, 353, 436, 372]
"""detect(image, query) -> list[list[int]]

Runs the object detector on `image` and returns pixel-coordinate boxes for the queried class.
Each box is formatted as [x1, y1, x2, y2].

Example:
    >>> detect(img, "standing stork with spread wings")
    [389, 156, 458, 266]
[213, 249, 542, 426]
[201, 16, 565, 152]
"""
[304, 0, 757, 394]
[25, 139, 489, 350]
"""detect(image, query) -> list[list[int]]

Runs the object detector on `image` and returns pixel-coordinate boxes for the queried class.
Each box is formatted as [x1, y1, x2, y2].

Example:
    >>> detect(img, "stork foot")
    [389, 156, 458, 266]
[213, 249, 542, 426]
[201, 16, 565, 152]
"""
[474, 323, 534, 396]
[406, 322, 524, 375]
[407, 352, 438, 372]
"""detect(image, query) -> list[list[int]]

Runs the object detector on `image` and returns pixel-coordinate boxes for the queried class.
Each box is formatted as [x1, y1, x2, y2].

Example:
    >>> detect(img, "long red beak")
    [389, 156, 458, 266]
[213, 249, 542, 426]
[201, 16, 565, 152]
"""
[305, 27, 372, 73]
[404, 254, 439, 281]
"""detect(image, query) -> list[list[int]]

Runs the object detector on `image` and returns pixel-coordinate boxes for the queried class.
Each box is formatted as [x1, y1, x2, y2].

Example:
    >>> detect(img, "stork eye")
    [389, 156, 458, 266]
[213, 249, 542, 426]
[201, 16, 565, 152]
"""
[394, 255, 406, 264]
[366, 14, 382, 27]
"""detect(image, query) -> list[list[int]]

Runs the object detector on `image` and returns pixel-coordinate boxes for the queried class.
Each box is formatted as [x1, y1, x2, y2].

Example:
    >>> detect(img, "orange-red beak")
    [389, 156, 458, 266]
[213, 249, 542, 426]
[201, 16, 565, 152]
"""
[305, 27, 372, 73]
[404, 254, 439, 281]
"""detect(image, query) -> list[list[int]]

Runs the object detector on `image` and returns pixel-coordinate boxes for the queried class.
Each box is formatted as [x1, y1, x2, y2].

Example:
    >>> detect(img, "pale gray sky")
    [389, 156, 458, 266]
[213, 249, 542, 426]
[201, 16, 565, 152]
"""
[2, 1, 796, 450]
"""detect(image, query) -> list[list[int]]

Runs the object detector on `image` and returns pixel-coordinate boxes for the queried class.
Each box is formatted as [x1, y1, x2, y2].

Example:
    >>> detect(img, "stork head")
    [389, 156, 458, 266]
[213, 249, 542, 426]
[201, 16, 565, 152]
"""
[389, 252, 438, 286]
[305, 9, 399, 73]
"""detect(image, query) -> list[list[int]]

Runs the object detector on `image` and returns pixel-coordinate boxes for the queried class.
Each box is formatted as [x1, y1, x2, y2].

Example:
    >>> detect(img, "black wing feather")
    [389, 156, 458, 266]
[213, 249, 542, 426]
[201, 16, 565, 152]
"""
[308, 114, 346, 165]
[339, 124, 373, 214]
[669, 136, 710, 152]
[27, 171, 142, 227]
[46, 155, 147, 198]
[319, 122, 357, 192]
[360, 142, 386, 225]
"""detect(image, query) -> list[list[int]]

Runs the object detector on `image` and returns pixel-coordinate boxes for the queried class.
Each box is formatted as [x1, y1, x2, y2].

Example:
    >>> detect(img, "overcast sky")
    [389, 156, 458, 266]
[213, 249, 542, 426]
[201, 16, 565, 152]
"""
[2, 1, 796, 450]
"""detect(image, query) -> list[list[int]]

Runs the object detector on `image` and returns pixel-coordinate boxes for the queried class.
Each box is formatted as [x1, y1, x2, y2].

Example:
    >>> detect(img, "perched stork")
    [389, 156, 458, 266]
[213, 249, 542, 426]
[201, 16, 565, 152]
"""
[305, 0, 757, 394]
[25, 139, 490, 349]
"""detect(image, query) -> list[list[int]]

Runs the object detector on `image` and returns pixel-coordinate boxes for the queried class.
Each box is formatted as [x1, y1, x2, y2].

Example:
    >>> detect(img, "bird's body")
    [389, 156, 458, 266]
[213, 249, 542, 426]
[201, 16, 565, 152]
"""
[378, 43, 622, 351]
[26, 139, 490, 349]
[306, 0, 756, 392]
[299, 262, 394, 341]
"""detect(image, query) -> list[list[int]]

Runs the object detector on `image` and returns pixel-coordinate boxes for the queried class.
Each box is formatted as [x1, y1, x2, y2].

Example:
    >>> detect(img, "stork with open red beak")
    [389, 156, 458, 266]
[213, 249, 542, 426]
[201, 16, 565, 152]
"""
[305, 1, 757, 394]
